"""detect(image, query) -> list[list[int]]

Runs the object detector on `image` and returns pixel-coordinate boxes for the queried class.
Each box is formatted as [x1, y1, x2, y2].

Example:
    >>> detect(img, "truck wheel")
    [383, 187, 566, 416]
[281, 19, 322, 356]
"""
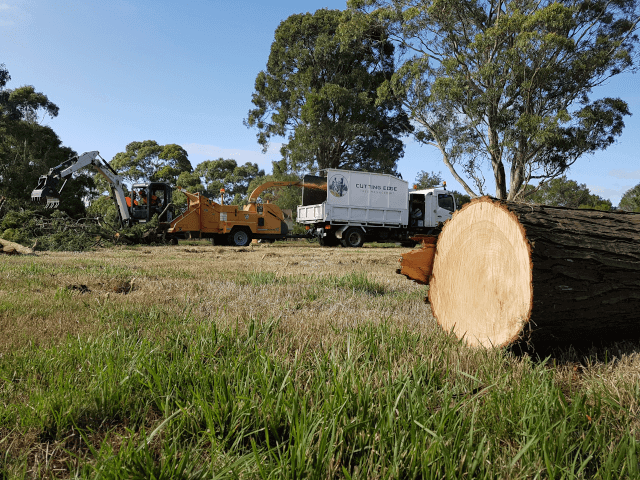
[229, 229, 251, 247]
[340, 228, 364, 248]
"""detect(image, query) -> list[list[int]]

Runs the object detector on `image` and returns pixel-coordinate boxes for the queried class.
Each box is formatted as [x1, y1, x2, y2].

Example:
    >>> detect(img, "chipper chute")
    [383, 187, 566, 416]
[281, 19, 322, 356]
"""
[31, 174, 64, 208]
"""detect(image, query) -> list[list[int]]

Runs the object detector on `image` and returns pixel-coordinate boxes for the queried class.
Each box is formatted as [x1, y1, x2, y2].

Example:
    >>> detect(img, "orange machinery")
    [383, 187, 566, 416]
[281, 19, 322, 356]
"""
[166, 181, 301, 246]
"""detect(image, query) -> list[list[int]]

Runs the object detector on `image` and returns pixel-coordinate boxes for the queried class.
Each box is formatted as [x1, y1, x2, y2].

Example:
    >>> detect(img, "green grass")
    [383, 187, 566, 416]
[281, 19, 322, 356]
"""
[1, 318, 638, 479]
[1, 247, 639, 478]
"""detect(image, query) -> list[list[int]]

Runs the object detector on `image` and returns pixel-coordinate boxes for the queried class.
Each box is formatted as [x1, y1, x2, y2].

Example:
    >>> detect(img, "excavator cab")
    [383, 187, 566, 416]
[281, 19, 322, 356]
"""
[129, 182, 173, 222]
[31, 174, 63, 208]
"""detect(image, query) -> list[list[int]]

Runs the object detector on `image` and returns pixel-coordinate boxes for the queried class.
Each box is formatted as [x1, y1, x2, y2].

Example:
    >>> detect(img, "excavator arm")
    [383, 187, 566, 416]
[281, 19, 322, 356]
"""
[247, 181, 302, 203]
[31, 151, 131, 225]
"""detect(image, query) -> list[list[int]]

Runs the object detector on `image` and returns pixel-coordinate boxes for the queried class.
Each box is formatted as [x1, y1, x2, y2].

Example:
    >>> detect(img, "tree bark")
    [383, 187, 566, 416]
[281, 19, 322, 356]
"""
[427, 197, 640, 350]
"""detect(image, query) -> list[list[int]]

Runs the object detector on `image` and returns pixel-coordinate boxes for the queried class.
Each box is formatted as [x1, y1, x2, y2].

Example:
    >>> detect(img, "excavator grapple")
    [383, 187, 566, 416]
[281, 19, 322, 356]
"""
[31, 175, 62, 208]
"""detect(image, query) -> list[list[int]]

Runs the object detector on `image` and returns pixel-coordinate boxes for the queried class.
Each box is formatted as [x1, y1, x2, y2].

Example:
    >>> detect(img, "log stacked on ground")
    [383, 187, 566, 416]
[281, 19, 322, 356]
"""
[426, 197, 640, 349]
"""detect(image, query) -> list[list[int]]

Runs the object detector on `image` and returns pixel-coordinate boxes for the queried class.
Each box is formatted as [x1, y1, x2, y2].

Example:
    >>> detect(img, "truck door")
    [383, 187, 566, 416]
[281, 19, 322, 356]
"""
[409, 193, 426, 227]
[419, 194, 433, 227]
[436, 193, 456, 222]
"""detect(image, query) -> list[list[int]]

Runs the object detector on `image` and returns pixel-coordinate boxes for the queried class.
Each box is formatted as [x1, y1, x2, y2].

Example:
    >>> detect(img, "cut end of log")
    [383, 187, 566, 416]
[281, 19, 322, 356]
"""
[430, 197, 533, 348]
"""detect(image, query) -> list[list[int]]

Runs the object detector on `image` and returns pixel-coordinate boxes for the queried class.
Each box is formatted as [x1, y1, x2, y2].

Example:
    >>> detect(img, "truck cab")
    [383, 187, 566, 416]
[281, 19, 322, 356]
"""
[408, 188, 456, 229]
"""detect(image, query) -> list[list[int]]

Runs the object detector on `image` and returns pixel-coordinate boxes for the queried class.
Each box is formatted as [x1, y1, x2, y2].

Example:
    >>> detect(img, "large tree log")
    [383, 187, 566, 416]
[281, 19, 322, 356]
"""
[426, 196, 640, 349]
[0, 238, 35, 255]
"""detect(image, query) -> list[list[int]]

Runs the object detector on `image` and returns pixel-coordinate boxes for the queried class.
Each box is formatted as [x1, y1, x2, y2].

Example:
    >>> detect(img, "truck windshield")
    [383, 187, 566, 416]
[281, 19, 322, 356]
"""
[438, 194, 455, 212]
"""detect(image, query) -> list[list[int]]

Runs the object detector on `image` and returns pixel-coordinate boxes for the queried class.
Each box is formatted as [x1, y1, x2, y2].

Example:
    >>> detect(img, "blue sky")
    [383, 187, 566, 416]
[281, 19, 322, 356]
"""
[2, 0, 639, 205]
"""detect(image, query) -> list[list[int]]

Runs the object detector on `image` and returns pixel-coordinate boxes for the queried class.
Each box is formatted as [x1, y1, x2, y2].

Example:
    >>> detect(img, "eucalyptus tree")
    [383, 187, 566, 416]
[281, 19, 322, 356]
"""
[525, 175, 611, 209]
[347, 0, 639, 199]
[246, 9, 412, 174]
[0, 63, 92, 215]
[110, 140, 192, 186]
[188, 158, 265, 203]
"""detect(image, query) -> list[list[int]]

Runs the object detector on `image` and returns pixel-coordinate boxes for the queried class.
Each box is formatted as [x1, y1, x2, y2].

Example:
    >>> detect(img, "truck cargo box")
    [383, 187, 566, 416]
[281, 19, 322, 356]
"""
[297, 169, 409, 227]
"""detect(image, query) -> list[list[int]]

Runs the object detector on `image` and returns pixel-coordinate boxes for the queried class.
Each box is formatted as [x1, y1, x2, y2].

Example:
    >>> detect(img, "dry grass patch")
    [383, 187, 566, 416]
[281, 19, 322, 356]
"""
[0, 243, 427, 352]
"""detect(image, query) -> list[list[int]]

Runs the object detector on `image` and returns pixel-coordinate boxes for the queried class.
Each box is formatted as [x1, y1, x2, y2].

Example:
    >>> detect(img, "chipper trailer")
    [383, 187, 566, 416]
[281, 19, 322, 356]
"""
[167, 181, 303, 246]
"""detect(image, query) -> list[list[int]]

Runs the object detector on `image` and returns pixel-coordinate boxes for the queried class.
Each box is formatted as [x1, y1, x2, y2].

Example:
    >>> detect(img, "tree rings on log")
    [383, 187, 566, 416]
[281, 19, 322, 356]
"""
[429, 196, 640, 349]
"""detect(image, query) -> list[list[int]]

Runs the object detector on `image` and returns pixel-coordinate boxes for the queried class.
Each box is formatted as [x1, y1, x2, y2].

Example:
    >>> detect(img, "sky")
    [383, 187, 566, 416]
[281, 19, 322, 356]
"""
[1, 0, 639, 205]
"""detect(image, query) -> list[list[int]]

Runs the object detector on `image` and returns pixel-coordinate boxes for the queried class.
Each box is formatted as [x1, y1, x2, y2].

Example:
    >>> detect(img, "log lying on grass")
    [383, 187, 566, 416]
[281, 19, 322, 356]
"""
[0, 238, 35, 255]
[415, 196, 640, 349]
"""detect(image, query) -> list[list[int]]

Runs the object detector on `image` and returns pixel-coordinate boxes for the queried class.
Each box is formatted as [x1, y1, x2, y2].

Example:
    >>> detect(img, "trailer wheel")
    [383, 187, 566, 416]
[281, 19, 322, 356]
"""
[341, 228, 364, 248]
[229, 229, 251, 247]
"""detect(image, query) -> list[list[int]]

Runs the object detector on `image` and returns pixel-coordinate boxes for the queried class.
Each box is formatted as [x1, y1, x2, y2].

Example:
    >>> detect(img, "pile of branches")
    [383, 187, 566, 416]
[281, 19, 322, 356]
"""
[0, 209, 165, 252]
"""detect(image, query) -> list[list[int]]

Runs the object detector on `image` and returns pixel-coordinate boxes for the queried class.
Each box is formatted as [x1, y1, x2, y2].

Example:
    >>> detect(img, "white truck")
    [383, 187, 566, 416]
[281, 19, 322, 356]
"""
[296, 169, 457, 247]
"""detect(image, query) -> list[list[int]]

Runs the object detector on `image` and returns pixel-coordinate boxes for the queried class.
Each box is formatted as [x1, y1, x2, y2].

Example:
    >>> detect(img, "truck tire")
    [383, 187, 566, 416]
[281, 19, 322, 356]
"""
[211, 234, 227, 246]
[229, 229, 251, 247]
[340, 227, 364, 248]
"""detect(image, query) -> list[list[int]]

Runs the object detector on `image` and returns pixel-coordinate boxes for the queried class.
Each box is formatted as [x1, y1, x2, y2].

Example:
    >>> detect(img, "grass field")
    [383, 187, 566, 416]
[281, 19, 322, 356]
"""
[1, 241, 639, 479]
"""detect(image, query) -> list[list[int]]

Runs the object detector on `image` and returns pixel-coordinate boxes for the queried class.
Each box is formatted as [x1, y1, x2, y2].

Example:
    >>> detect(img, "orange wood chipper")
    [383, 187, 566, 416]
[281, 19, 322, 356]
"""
[166, 181, 301, 246]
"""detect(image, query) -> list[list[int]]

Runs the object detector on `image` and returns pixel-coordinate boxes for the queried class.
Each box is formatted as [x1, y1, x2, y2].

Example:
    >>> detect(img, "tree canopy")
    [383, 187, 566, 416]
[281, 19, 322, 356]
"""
[0, 64, 92, 216]
[348, 0, 639, 200]
[414, 170, 471, 207]
[110, 140, 192, 186]
[525, 175, 612, 210]
[619, 183, 640, 212]
[177, 158, 265, 204]
[246, 8, 412, 174]
[414, 170, 444, 189]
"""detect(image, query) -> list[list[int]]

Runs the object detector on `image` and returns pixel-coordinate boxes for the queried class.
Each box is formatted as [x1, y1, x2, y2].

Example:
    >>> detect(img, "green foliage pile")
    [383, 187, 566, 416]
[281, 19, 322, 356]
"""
[0, 209, 165, 251]
[0, 210, 106, 251]
[1, 317, 638, 478]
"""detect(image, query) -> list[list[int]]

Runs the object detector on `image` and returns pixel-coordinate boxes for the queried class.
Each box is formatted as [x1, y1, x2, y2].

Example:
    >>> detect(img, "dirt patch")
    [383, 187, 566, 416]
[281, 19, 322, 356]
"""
[67, 284, 91, 294]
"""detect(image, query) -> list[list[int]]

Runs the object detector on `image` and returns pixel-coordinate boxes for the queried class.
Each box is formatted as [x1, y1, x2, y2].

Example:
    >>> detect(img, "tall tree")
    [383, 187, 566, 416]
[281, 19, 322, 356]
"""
[0, 64, 92, 215]
[619, 183, 640, 212]
[110, 140, 192, 186]
[348, 0, 639, 200]
[246, 9, 412, 174]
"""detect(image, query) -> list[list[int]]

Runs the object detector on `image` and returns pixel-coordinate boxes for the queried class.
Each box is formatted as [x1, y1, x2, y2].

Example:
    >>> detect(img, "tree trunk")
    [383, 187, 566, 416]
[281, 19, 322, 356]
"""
[427, 197, 640, 349]
[0, 238, 35, 255]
